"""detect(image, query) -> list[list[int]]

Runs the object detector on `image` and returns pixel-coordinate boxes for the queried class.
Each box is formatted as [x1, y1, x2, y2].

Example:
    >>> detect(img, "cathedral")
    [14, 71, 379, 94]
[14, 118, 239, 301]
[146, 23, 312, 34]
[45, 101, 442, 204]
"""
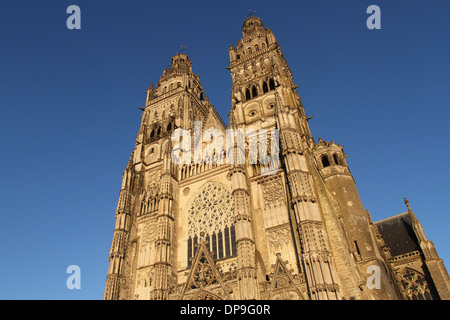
[103, 16, 450, 300]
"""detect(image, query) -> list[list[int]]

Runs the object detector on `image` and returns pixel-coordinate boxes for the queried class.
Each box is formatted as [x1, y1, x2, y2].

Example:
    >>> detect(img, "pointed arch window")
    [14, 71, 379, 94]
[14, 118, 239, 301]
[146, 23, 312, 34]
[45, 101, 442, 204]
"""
[269, 78, 275, 91]
[263, 81, 269, 93]
[321, 155, 330, 168]
[333, 154, 340, 165]
[251, 85, 258, 98]
[245, 85, 258, 101]
[400, 268, 435, 300]
[166, 121, 174, 133]
[187, 183, 236, 267]
[245, 88, 251, 100]
[262, 78, 276, 94]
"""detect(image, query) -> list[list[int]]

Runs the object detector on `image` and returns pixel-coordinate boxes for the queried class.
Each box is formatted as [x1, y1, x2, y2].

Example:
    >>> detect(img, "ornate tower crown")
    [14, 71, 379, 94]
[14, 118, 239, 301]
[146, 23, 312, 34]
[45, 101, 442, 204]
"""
[168, 52, 193, 74]
[229, 16, 277, 65]
[149, 52, 204, 105]
[158, 52, 193, 86]
[242, 16, 265, 35]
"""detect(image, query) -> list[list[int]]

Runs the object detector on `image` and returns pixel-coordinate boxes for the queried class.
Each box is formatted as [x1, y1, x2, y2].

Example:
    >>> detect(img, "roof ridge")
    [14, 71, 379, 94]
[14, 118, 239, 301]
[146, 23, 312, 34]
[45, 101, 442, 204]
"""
[374, 211, 409, 224]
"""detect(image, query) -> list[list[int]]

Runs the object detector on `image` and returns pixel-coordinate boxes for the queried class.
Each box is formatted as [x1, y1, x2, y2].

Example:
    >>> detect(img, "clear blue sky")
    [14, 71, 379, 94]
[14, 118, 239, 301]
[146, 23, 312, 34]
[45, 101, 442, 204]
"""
[0, 0, 449, 299]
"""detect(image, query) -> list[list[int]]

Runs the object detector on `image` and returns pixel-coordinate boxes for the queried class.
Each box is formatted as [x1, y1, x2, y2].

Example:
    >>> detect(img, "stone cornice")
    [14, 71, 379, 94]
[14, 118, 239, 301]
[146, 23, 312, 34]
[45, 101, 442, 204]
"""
[229, 44, 277, 69]
[179, 164, 231, 187]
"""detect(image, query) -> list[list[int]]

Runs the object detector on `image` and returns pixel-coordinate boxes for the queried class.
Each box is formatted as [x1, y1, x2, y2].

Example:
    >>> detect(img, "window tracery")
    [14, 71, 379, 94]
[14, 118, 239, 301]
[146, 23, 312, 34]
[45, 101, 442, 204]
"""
[187, 183, 236, 266]
[400, 268, 433, 300]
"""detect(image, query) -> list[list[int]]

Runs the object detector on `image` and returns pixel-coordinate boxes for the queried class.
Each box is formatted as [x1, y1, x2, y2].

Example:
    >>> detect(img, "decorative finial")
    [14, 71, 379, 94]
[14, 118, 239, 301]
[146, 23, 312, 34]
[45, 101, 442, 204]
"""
[404, 197, 411, 210]
[147, 82, 155, 102]
[126, 151, 134, 169]
[404, 197, 419, 224]
[178, 44, 187, 54]
[245, 9, 256, 19]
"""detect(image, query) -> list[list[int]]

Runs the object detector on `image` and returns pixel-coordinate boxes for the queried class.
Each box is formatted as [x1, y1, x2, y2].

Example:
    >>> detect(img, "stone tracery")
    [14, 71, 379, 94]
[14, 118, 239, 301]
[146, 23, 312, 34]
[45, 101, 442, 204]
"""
[187, 183, 236, 264]
[400, 268, 433, 300]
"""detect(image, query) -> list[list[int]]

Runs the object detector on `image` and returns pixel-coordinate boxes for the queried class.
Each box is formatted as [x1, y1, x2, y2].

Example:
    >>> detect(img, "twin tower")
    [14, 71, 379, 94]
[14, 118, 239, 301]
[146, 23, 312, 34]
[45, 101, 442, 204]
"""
[104, 16, 450, 300]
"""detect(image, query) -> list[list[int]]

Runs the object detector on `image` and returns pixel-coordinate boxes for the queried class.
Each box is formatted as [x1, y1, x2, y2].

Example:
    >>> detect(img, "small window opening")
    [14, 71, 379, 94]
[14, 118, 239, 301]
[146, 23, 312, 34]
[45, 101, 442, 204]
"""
[269, 78, 275, 90]
[333, 154, 339, 165]
[245, 88, 251, 100]
[321, 155, 330, 167]
[251, 85, 257, 98]
[354, 240, 361, 255]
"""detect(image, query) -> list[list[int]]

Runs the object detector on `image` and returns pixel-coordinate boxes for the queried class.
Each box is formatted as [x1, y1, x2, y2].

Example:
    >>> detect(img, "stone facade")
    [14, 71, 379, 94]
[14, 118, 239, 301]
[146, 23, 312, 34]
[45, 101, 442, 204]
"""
[103, 16, 450, 300]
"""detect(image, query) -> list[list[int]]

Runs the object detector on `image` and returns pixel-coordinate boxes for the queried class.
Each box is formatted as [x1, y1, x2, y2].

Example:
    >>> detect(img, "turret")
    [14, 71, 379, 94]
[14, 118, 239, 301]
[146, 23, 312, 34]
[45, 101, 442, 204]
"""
[104, 153, 135, 300]
[313, 138, 399, 299]
[228, 15, 340, 300]
[313, 138, 350, 178]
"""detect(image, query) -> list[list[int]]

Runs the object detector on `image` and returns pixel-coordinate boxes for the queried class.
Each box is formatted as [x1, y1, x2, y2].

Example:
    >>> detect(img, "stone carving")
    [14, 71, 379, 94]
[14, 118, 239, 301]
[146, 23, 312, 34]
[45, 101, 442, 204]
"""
[190, 289, 222, 300]
[217, 260, 237, 273]
[187, 183, 234, 238]
[267, 225, 291, 249]
[399, 268, 433, 300]
[259, 253, 305, 300]
[289, 170, 315, 202]
[140, 219, 157, 246]
[236, 239, 256, 270]
[147, 183, 159, 198]
[180, 234, 231, 300]
[262, 178, 285, 208]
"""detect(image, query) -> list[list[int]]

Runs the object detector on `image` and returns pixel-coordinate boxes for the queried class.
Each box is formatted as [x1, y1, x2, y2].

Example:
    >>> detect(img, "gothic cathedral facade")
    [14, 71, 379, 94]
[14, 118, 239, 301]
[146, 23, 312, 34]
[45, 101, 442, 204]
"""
[104, 16, 450, 300]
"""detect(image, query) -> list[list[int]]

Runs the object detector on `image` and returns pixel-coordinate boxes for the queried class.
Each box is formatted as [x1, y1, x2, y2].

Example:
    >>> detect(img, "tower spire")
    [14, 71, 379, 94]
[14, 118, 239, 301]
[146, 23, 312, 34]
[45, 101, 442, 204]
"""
[245, 9, 256, 19]
[146, 83, 155, 105]
[178, 44, 187, 54]
[404, 197, 419, 224]
[404, 197, 428, 243]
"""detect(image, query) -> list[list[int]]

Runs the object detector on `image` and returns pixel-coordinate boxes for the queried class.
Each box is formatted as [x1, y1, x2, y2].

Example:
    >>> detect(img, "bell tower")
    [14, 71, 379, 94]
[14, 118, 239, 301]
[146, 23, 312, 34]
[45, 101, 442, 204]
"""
[104, 51, 220, 300]
[228, 16, 312, 142]
[228, 15, 342, 300]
